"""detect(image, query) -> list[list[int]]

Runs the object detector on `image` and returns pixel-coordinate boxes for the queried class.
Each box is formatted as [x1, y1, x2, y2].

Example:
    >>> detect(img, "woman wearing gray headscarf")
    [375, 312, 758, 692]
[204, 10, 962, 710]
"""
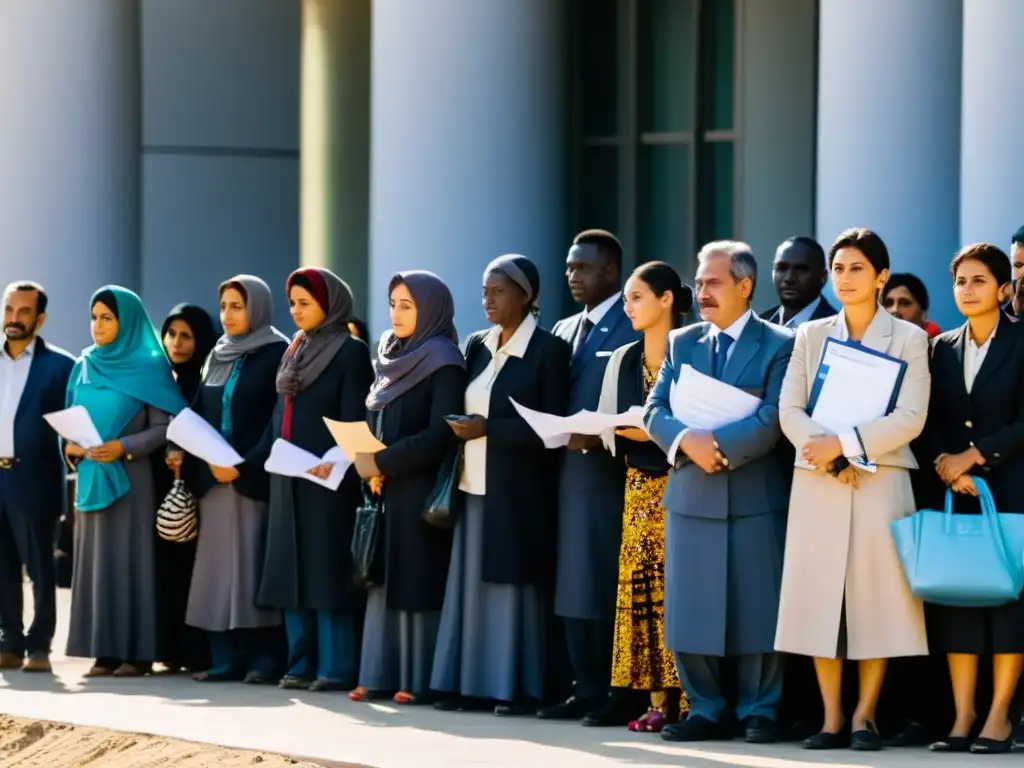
[256, 267, 375, 692]
[430, 255, 570, 715]
[349, 270, 467, 705]
[186, 275, 289, 683]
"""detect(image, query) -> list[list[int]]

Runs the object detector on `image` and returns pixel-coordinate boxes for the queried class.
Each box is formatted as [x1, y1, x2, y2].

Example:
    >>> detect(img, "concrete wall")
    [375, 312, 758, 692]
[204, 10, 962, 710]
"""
[140, 0, 301, 332]
[736, 0, 818, 311]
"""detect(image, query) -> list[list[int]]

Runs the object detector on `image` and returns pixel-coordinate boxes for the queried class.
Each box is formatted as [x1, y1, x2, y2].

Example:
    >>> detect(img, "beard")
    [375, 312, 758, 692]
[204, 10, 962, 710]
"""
[4, 319, 36, 340]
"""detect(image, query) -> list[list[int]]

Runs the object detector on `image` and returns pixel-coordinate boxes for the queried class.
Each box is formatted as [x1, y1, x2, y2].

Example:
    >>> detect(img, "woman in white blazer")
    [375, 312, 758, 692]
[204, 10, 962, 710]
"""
[774, 228, 931, 751]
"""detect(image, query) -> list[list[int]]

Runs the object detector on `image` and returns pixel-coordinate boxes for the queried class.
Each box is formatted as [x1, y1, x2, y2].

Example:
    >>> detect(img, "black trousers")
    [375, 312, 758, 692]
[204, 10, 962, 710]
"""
[0, 474, 58, 656]
[564, 617, 614, 702]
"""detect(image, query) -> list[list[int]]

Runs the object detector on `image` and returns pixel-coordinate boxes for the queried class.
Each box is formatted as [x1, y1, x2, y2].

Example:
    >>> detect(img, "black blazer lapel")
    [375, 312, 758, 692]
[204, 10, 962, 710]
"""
[970, 313, 1013, 393]
[14, 341, 47, 423]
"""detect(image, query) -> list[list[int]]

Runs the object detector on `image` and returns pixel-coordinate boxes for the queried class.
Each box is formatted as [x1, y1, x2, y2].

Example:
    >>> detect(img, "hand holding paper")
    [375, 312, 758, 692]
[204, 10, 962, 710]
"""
[44, 406, 104, 450]
[264, 439, 349, 491]
[669, 366, 762, 431]
[166, 408, 244, 467]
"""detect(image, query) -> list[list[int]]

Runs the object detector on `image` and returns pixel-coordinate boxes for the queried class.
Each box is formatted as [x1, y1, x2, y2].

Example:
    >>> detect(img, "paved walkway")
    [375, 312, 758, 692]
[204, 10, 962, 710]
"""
[0, 588, 959, 765]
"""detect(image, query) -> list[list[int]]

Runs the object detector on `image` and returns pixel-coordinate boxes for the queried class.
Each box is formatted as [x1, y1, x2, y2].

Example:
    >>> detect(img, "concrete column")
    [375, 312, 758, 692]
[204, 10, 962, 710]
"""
[369, 0, 567, 339]
[815, 0, 962, 327]
[960, 0, 1024, 250]
[0, 1, 140, 350]
[300, 0, 371, 317]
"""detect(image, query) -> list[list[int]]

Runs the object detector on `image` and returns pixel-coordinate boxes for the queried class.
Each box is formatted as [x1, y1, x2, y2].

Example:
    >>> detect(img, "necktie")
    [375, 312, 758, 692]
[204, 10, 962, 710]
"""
[713, 333, 733, 379]
[573, 317, 594, 359]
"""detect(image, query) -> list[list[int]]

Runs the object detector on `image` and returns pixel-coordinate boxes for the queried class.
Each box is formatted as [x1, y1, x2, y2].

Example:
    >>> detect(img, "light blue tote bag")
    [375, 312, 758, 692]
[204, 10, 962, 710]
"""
[891, 476, 1024, 607]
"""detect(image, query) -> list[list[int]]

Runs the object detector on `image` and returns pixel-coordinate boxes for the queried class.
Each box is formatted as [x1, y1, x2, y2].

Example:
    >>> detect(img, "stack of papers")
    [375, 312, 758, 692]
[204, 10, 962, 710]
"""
[166, 408, 244, 467]
[44, 406, 104, 449]
[509, 399, 646, 449]
[264, 440, 349, 490]
[669, 365, 762, 429]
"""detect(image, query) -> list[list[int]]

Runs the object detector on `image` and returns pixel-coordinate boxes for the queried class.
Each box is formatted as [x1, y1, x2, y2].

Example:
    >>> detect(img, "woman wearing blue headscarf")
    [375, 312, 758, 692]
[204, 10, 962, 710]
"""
[64, 286, 187, 677]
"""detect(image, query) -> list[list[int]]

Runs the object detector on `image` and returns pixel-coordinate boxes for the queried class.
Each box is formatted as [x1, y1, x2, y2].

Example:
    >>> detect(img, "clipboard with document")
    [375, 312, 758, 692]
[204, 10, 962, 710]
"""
[801, 337, 908, 472]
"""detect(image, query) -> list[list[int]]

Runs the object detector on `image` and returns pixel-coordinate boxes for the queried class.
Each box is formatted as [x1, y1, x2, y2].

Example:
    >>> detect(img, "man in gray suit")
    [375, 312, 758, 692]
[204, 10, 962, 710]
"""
[645, 242, 794, 744]
[538, 229, 641, 725]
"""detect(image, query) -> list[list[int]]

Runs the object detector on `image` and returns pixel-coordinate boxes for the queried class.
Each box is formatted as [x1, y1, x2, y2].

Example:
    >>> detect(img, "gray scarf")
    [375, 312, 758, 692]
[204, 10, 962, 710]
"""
[276, 267, 354, 397]
[204, 275, 289, 386]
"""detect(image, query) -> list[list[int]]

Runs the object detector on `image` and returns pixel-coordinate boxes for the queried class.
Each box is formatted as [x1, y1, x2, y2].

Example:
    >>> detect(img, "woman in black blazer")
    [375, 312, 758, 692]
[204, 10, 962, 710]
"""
[914, 243, 1024, 754]
[430, 255, 570, 715]
[598, 262, 691, 732]
[256, 268, 375, 692]
[351, 271, 467, 705]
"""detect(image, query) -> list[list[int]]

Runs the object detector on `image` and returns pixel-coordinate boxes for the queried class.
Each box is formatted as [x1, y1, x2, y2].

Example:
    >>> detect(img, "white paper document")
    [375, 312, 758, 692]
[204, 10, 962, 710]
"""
[44, 406, 104, 450]
[264, 440, 349, 491]
[509, 399, 646, 449]
[166, 407, 245, 467]
[669, 365, 762, 430]
[808, 341, 904, 434]
[323, 418, 386, 463]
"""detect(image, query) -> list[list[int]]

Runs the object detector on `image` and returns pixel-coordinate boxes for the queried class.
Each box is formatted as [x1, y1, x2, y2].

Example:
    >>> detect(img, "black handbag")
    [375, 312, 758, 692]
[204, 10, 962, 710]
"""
[351, 485, 384, 588]
[422, 445, 463, 530]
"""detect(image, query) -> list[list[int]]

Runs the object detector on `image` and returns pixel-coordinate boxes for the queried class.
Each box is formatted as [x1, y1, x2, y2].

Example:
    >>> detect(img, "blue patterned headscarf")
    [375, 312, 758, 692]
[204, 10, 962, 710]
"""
[67, 286, 187, 511]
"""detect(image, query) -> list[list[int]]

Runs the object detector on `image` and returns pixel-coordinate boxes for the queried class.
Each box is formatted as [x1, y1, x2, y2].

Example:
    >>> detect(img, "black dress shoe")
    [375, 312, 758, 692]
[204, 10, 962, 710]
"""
[537, 696, 594, 720]
[850, 721, 883, 751]
[742, 716, 778, 744]
[661, 715, 725, 742]
[582, 696, 635, 727]
[802, 730, 849, 750]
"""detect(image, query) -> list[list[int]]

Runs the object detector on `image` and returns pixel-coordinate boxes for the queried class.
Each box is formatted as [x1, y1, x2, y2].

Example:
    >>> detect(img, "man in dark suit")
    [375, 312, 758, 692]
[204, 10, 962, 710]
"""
[1008, 225, 1024, 317]
[645, 242, 793, 744]
[760, 237, 836, 329]
[537, 229, 641, 725]
[0, 282, 75, 673]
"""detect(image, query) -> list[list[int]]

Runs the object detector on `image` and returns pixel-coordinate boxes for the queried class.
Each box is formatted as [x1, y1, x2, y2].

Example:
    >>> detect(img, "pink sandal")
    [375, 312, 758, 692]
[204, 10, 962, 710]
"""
[643, 709, 669, 733]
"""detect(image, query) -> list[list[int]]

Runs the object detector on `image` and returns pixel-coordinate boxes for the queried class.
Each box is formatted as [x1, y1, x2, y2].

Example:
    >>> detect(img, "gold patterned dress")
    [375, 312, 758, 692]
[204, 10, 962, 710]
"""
[610, 361, 685, 714]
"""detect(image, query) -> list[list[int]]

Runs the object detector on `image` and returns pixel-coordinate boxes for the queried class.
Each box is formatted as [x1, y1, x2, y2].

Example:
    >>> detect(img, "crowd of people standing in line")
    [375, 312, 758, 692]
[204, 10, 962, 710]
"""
[2, 223, 1024, 756]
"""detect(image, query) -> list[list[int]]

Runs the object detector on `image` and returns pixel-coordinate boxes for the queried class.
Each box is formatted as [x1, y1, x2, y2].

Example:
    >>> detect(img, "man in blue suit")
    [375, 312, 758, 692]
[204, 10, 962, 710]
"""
[645, 242, 794, 743]
[538, 230, 641, 725]
[0, 282, 75, 672]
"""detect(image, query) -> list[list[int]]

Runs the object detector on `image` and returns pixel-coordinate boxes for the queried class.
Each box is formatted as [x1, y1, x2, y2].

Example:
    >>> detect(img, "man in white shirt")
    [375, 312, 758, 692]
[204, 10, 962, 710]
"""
[645, 243, 794, 744]
[540, 230, 642, 725]
[0, 283, 75, 673]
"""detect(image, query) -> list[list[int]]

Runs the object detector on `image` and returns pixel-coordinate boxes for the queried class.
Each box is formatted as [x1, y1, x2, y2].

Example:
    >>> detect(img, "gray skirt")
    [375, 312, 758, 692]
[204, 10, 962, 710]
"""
[430, 493, 546, 702]
[358, 587, 440, 695]
[186, 484, 280, 632]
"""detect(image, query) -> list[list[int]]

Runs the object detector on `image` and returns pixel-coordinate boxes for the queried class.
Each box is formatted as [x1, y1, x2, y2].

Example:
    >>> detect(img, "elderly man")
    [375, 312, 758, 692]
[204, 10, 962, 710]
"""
[645, 242, 794, 743]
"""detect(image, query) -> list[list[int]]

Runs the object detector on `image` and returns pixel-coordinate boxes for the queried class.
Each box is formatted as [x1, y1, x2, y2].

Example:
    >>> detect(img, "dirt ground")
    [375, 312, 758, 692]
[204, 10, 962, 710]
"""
[0, 715, 334, 767]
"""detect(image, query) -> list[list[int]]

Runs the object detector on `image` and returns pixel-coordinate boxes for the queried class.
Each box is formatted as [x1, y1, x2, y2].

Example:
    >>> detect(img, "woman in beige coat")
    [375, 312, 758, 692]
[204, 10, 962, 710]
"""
[774, 228, 930, 751]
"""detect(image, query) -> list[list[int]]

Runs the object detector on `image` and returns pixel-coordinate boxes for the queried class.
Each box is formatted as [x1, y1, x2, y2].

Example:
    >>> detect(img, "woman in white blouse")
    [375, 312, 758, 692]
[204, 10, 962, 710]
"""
[431, 255, 571, 715]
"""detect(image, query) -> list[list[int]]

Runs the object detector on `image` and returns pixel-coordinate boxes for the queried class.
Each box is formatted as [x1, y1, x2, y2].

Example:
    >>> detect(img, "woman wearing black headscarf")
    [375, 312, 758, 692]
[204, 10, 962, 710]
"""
[349, 271, 467, 705]
[257, 267, 375, 692]
[430, 255, 570, 715]
[155, 303, 216, 673]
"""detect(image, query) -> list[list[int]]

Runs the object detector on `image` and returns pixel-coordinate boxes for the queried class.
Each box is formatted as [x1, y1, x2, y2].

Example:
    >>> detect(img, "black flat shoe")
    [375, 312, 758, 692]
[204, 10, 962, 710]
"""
[850, 721, 883, 751]
[971, 736, 1013, 754]
[930, 736, 972, 752]
[802, 730, 848, 750]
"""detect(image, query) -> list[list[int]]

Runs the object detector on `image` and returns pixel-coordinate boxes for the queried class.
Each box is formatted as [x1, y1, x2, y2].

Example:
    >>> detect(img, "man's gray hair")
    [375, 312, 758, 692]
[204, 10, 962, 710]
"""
[697, 240, 757, 294]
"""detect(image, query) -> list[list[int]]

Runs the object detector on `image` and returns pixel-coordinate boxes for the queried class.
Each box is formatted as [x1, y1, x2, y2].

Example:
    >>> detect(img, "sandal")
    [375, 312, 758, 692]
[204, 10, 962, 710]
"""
[348, 686, 370, 702]
[644, 709, 669, 733]
[393, 691, 417, 705]
[628, 711, 652, 732]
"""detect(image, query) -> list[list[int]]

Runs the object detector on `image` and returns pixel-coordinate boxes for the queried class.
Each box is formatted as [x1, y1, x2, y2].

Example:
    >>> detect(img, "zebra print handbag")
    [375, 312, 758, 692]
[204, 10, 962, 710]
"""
[156, 479, 198, 543]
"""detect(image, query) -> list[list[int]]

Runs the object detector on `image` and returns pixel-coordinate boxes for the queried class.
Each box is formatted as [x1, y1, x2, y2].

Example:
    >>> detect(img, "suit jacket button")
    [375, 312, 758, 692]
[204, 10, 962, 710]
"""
[965, 420, 973, 428]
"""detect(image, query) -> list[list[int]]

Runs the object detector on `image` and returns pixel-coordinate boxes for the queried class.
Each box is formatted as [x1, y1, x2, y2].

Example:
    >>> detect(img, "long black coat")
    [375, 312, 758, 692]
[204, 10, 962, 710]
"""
[460, 326, 569, 586]
[192, 341, 288, 503]
[369, 364, 467, 612]
[257, 339, 375, 613]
